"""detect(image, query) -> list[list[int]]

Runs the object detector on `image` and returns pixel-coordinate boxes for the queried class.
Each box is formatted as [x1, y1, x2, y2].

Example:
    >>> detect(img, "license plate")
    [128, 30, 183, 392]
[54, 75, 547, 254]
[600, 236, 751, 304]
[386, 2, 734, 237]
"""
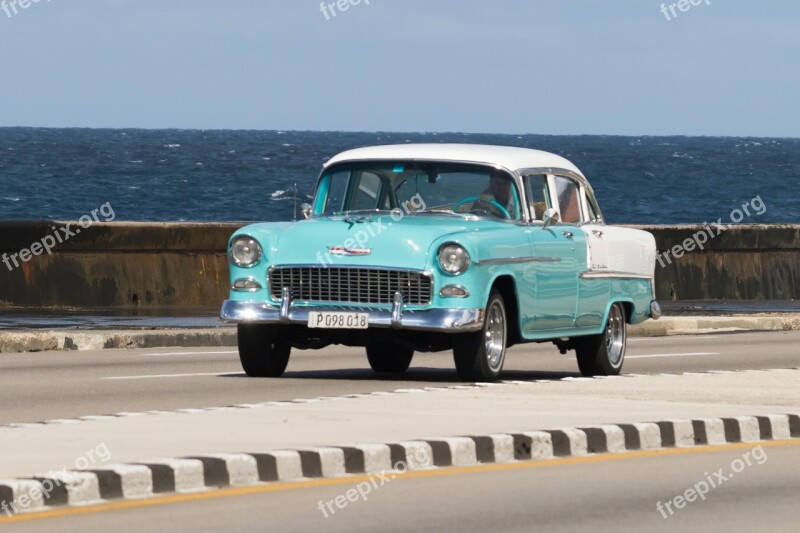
[307, 312, 369, 329]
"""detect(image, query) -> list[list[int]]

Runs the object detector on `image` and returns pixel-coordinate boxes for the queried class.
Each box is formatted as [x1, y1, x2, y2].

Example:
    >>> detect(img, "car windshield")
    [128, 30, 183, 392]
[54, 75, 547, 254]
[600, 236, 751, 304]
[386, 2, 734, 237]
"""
[315, 162, 522, 221]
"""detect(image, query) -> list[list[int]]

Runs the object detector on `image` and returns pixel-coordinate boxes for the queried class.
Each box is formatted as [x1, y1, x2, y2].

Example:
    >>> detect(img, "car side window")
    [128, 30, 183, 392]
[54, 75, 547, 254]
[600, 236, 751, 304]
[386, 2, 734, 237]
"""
[554, 176, 583, 224]
[523, 174, 551, 221]
[322, 170, 350, 215]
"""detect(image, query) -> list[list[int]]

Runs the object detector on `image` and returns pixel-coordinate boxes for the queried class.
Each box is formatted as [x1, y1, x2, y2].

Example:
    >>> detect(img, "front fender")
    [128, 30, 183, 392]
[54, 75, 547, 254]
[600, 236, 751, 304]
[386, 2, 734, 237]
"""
[227, 222, 292, 302]
[428, 225, 533, 309]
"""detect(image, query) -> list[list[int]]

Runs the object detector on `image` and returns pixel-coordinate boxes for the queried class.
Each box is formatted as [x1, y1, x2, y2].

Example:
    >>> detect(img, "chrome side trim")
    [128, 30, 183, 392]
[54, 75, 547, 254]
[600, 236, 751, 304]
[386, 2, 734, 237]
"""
[477, 256, 561, 266]
[580, 270, 654, 280]
[220, 300, 485, 332]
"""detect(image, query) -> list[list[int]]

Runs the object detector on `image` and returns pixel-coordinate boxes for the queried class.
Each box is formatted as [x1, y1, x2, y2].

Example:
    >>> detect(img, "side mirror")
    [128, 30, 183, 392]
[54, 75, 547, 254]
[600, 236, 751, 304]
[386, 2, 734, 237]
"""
[542, 208, 560, 228]
[301, 203, 313, 220]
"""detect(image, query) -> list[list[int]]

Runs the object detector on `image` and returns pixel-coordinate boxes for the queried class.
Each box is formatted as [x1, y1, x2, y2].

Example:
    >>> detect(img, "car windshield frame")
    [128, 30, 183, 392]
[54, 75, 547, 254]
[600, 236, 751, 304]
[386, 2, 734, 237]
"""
[313, 161, 523, 222]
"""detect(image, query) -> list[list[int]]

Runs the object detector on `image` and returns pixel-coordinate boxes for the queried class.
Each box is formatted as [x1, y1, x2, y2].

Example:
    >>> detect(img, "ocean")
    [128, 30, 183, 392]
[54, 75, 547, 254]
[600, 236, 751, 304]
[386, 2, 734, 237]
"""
[0, 128, 797, 225]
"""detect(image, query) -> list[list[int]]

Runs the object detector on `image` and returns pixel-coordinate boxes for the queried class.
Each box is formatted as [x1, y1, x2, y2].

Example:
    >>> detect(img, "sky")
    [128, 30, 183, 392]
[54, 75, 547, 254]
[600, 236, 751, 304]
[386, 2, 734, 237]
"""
[1, 0, 798, 137]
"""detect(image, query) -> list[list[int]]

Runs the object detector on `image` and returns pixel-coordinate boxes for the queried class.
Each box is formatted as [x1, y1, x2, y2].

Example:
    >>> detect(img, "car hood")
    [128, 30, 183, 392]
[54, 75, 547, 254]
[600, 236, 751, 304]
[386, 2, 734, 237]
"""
[270, 215, 483, 271]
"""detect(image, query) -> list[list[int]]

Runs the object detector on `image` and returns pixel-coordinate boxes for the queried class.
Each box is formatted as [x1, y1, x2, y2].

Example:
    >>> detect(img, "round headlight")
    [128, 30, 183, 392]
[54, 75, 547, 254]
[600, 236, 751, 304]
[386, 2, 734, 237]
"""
[438, 243, 470, 275]
[230, 236, 262, 267]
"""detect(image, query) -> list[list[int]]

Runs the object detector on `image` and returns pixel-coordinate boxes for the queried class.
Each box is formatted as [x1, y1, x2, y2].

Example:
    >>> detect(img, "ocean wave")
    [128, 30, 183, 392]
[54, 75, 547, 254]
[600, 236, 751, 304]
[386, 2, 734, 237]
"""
[270, 189, 313, 202]
[0, 128, 797, 224]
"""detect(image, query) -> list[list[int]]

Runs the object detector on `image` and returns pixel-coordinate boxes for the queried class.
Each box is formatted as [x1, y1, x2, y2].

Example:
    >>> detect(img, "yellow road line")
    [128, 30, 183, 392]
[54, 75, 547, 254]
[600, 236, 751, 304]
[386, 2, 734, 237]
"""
[2, 439, 798, 524]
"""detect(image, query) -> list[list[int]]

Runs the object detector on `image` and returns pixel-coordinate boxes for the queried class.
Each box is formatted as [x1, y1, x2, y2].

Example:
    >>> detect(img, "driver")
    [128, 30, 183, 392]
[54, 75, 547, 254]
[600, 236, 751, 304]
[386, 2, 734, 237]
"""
[472, 170, 514, 218]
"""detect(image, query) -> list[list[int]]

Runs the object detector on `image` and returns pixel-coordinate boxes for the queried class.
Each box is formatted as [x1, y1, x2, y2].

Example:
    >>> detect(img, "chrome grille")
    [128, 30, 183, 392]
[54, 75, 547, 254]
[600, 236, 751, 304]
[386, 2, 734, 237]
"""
[269, 267, 433, 305]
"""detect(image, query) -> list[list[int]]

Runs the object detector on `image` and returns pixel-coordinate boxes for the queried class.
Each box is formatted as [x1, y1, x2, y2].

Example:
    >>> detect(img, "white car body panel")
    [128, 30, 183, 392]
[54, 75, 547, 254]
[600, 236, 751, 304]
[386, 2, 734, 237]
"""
[584, 224, 657, 279]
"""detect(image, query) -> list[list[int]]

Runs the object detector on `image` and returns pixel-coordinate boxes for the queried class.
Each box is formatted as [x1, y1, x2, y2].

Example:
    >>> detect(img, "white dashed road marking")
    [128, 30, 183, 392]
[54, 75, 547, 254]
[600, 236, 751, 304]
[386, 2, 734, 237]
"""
[628, 352, 719, 359]
[103, 372, 242, 380]
[140, 351, 238, 357]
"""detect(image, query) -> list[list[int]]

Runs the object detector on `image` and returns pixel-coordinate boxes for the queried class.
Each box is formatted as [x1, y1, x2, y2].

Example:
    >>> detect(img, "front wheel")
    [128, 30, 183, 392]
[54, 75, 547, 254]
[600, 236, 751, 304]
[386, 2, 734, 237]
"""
[575, 303, 627, 377]
[366, 342, 414, 374]
[237, 324, 292, 377]
[453, 290, 507, 382]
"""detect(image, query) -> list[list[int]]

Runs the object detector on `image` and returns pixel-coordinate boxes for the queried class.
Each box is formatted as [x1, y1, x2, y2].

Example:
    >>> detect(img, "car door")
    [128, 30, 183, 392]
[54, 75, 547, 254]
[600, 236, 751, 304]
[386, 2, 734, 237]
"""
[572, 182, 610, 329]
[523, 174, 582, 332]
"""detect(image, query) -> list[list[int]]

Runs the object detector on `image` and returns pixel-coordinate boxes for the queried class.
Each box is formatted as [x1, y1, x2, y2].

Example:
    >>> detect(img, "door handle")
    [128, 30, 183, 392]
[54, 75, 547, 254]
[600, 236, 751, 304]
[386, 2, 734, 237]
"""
[592, 230, 604, 238]
[562, 231, 574, 239]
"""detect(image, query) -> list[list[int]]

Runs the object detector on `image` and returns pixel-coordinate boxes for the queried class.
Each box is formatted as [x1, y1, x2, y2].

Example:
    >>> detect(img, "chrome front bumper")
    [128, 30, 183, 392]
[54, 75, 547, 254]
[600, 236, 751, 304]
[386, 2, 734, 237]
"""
[220, 299, 485, 332]
[650, 300, 662, 320]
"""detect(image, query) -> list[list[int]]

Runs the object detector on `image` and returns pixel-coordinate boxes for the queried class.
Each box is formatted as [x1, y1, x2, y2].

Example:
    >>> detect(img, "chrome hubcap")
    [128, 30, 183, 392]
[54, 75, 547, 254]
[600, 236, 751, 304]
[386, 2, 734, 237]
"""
[606, 305, 625, 367]
[484, 301, 506, 370]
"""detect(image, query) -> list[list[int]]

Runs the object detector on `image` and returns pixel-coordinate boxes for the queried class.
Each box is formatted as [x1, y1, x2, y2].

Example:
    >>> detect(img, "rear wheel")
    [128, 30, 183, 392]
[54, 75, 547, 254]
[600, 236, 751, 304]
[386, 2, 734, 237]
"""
[237, 324, 292, 377]
[575, 303, 627, 377]
[366, 342, 414, 374]
[453, 290, 507, 382]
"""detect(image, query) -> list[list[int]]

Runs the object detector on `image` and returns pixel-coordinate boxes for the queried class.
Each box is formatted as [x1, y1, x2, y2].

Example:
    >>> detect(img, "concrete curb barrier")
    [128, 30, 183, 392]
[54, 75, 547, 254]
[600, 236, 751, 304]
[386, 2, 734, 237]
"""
[2, 413, 798, 518]
[1, 315, 799, 354]
[629, 315, 800, 337]
[0, 328, 237, 354]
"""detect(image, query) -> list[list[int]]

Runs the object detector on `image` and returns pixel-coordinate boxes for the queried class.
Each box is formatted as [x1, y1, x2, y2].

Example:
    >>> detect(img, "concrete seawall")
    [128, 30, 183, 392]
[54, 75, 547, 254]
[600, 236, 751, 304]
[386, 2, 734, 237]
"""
[0, 222, 236, 308]
[0, 222, 798, 308]
[640, 224, 799, 301]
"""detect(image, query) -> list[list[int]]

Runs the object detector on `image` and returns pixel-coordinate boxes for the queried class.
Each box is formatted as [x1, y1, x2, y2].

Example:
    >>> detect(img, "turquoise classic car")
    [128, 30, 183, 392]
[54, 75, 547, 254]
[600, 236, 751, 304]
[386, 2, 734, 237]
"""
[221, 144, 661, 381]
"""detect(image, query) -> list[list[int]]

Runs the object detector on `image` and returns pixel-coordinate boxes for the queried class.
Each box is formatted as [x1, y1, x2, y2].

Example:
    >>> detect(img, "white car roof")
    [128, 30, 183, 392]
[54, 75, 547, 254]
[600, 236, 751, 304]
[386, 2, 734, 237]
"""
[323, 144, 584, 176]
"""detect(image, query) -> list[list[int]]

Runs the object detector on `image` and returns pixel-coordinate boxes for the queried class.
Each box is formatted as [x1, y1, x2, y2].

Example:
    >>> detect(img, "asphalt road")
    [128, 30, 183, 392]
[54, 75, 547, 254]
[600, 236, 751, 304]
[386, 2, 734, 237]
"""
[8, 440, 799, 532]
[0, 330, 798, 425]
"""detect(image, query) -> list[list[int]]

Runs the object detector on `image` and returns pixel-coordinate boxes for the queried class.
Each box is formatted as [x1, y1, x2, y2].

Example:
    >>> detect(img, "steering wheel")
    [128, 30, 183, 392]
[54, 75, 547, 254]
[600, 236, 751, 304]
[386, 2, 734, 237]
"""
[452, 196, 511, 219]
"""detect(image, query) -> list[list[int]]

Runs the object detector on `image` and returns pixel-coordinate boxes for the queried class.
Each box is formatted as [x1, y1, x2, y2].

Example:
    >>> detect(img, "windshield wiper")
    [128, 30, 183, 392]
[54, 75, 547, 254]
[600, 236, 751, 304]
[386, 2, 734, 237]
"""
[335, 209, 392, 217]
[334, 209, 393, 224]
[414, 209, 474, 219]
[344, 213, 365, 225]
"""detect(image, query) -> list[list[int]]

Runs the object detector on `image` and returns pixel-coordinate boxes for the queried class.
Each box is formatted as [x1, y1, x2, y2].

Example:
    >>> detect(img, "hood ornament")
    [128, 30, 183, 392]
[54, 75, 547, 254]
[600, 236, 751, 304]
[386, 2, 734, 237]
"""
[328, 246, 372, 256]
